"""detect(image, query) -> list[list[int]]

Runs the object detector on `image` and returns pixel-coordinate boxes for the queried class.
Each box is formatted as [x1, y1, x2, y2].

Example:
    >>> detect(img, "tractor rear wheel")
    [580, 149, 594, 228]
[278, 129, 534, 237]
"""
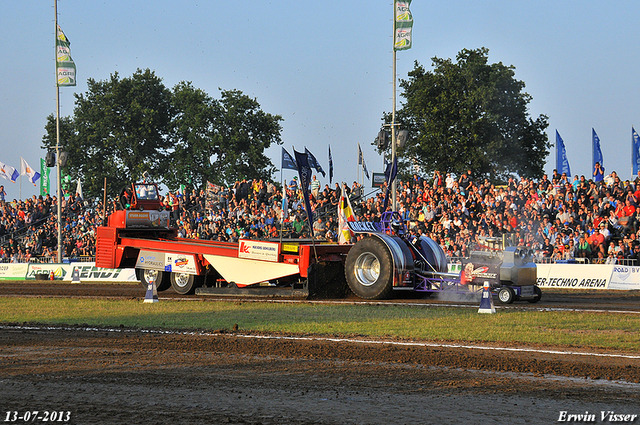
[345, 237, 394, 300]
[527, 286, 542, 303]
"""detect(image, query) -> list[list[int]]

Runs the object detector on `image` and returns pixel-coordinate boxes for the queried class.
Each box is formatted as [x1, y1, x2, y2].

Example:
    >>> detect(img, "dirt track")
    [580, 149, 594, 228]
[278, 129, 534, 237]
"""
[1, 283, 640, 424]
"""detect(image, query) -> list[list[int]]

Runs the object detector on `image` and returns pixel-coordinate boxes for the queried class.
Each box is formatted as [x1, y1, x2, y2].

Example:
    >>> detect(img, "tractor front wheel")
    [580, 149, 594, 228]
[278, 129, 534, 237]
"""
[139, 269, 170, 291]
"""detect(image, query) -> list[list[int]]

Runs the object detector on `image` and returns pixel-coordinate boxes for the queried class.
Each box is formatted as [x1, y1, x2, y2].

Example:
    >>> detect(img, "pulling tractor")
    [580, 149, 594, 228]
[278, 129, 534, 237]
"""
[343, 212, 541, 303]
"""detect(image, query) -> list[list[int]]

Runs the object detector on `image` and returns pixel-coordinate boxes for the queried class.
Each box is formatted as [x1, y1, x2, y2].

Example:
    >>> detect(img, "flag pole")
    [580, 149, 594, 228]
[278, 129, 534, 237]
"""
[391, 5, 398, 212]
[54, 0, 63, 264]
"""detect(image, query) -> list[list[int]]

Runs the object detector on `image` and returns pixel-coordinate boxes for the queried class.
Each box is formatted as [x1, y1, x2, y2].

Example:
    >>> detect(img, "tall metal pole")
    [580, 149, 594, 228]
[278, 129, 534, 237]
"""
[391, 11, 398, 211]
[54, 0, 63, 263]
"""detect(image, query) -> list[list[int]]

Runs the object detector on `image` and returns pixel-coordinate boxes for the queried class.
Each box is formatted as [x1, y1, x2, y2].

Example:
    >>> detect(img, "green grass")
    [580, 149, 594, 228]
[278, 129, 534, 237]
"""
[1, 297, 639, 351]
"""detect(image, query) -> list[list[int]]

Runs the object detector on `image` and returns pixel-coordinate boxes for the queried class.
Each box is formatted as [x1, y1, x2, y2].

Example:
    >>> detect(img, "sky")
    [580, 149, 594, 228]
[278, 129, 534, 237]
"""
[2, 1, 640, 201]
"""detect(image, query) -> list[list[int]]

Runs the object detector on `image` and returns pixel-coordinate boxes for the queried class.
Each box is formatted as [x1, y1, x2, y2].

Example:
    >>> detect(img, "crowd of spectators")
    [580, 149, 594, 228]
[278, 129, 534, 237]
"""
[2, 167, 640, 265]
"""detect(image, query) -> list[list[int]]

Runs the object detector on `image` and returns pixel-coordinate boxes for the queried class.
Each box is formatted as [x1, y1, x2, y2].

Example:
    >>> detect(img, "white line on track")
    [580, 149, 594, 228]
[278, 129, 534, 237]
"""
[2, 324, 639, 360]
[164, 297, 640, 314]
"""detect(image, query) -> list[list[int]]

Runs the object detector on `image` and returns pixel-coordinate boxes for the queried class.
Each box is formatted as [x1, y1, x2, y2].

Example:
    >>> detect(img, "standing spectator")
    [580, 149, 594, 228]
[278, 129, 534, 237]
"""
[445, 173, 455, 189]
[593, 162, 604, 184]
[310, 175, 320, 199]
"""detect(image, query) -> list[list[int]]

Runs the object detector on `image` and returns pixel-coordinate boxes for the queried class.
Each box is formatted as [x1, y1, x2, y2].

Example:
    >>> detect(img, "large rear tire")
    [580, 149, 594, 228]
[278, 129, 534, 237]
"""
[345, 237, 394, 300]
[139, 269, 170, 291]
[528, 286, 542, 303]
[170, 272, 202, 295]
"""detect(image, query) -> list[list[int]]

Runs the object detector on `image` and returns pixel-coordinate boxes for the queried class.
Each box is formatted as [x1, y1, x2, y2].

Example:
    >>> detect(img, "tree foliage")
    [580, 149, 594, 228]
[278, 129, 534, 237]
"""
[388, 48, 549, 182]
[42, 69, 283, 199]
[166, 84, 282, 190]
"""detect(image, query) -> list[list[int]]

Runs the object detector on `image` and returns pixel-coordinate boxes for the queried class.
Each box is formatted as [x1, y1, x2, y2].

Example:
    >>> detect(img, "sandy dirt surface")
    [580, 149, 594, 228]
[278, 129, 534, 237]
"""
[1, 283, 640, 424]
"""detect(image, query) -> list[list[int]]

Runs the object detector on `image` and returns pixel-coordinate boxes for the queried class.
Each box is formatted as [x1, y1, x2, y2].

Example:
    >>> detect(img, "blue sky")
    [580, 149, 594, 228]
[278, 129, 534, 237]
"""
[2, 1, 640, 200]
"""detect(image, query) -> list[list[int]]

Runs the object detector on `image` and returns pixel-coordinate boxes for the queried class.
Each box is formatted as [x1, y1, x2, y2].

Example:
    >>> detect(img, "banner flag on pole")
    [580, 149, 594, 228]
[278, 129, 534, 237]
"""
[76, 179, 83, 199]
[592, 128, 603, 171]
[337, 183, 356, 244]
[40, 158, 50, 196]
[383, 155, 398, 212]
[56, 24, 76, 87]
[556, 130, 571, 177]
[357, 144, 370, 180]
[328, 145, 333, 184]
[305, 148, 326, 178]
[362, 157, 370, 180]
[20, 157, 41, 186]
[0, 161, 19, 183]
[394, 0, 413, 51]
[282, 147, 297, 170]
[293, 149, 314, 225]
[633, 127, 640, 176]
[281, 182, 288, 221]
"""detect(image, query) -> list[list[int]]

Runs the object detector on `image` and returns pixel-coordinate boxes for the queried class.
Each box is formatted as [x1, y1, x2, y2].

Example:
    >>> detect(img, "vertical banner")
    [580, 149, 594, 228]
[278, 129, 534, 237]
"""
[357, 143, 370, 181]
[328, 145, 334, 184]
[556, 130, 571, 176]
[383, 155, 398, 212]
[293, 149, 314, 225]
[592, 128, 603, 171]
[394, 0, 413, 51]
[338, 184, 356, 244]
[40, 158, 50, 196]
[633, 127, 640, 176]
[56, 24, 76, 87]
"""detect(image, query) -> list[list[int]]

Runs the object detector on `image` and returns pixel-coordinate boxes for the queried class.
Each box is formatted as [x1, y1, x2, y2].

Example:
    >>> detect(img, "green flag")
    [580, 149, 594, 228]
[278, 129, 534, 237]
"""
[56, 24, 76, 86]
[40, 158, 50, 196]
[394, 1, 413, 51]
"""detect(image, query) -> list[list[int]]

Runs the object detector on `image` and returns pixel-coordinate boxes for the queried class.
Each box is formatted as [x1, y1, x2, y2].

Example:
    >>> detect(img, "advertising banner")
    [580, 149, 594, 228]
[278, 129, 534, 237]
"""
[0, 263, 29, 280]
[26, 263, 138, 282]
[238, 239, 280, 262]
[135, 251, 197, 274]
[536, 264, 610, 289]
[609, 265, 640, 290]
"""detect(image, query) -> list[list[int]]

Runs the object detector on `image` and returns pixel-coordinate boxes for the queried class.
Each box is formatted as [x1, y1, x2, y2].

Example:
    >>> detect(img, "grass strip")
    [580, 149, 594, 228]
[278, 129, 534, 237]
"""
[1, 297, 639, 351]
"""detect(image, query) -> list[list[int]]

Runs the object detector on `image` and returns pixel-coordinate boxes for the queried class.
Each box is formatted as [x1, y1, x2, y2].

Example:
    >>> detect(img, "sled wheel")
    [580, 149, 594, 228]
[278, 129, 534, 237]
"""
[139, 269, 170, 291]
[170, 272, 202, 295]
[345, 237, 394, 300]
[528, 286, 542, 303]
[498, 286, 515, 304]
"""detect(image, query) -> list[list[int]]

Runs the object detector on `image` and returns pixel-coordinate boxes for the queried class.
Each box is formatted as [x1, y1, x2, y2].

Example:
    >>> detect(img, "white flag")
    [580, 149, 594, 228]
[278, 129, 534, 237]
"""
[0, 161, 19, 183]
[76, 179, 83, 199]
[20, 157, 41, 186]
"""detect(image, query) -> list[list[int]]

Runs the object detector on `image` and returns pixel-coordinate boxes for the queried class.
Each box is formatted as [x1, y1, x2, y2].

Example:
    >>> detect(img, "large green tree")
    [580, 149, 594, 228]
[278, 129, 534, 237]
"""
[388, 48, 549, 182]
[43, 70, 283, 199]
[43, 69, 173, 198]
[166, 84, 282, 189]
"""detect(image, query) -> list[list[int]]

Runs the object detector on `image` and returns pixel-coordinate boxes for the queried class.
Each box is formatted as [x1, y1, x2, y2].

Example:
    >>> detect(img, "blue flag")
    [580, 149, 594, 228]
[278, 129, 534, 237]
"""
[305, 148, 326, 178]
[556, 130, 571, 177]
[592, 128, 603, 171]
[294, 149, 314, 225]
[328, 145, 333, 184]
[633, 127, 640, 176]
[282, 147, 297, 170]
